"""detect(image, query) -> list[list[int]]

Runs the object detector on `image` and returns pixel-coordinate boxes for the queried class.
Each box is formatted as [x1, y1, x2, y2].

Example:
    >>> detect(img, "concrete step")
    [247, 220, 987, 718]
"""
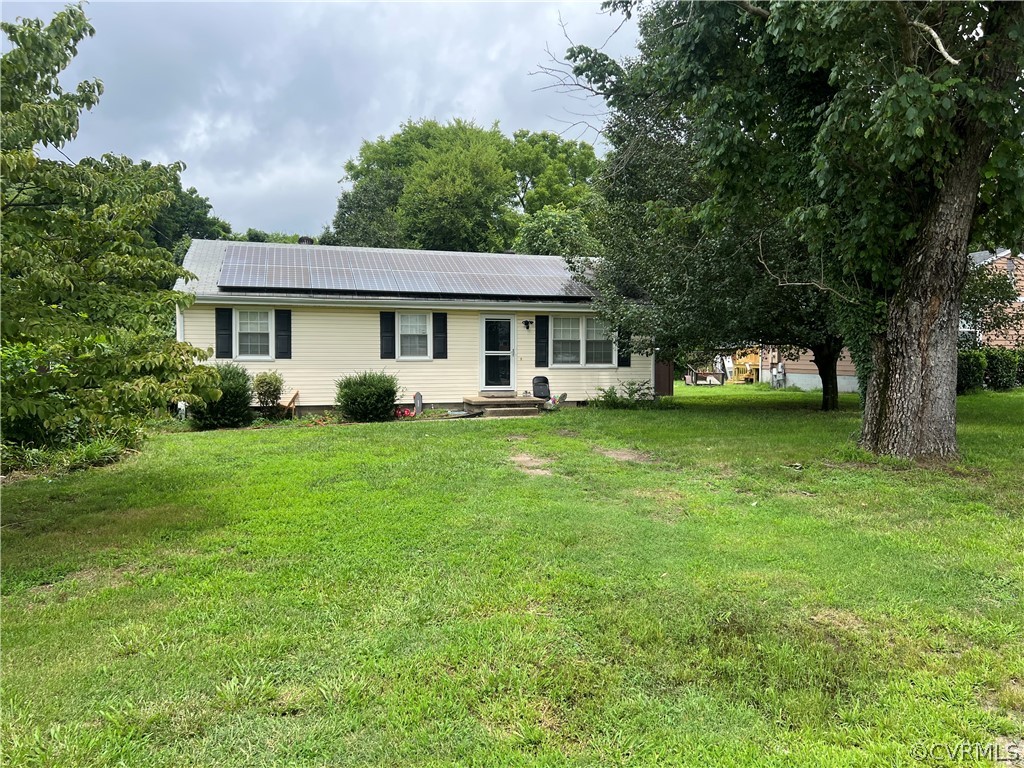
[482, 407, 541, 418]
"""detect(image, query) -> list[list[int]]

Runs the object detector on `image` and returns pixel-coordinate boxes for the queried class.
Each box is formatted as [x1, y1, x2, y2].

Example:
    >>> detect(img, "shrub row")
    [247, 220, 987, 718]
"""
[189, 366, 402, 429]
[191, 364, 289, 429]
[957, 347, 1023, 394]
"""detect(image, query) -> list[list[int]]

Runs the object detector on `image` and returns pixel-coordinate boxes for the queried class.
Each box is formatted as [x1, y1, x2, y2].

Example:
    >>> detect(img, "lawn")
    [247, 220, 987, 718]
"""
[2, 387, 1022, 767]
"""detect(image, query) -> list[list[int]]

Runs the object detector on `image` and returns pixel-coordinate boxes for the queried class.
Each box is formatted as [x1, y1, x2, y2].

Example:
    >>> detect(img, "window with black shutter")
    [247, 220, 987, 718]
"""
[380, 312, 396, 359]
[215, 308, 232, 358]
[432, 313, 448, 359]
[534, 315, 549, 367]
[275, 309, 292, 359]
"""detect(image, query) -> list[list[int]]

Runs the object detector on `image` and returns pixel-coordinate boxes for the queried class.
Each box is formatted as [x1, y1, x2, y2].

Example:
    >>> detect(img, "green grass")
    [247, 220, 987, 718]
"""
[2, 387, 1022, 767]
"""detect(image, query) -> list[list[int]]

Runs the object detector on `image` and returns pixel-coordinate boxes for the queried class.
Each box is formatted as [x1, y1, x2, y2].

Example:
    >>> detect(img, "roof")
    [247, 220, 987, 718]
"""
[970, 247, 1013, 267]
[175, 239, 595, 304]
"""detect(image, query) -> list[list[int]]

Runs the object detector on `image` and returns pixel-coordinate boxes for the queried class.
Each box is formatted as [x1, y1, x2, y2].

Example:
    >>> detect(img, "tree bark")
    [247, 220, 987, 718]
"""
[810, 339, 842, 412]
[860, 2, 1022, 459]
[860, 135, 986, 457]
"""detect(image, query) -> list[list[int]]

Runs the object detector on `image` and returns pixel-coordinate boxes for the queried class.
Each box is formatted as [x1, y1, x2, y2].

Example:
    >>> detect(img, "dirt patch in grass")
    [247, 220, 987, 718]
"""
[595, 447, 652, 463]
[510, 453, 552, 476]
[556, 429, 580, 438]
[982, 679, 1024, 722]
[635, 488, 684, 503]
[809, 608, 868, 634]
[634, 488, 689, 524]
[505, 435, 529, 442]
[27, 564, 138, 598]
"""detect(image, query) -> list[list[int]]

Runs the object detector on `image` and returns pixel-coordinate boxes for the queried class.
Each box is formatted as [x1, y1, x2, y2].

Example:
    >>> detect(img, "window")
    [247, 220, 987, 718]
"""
[237, 310, 271, 357]
[586, 317, 614, 365]
[399, 313, 430, 358]
[552, 317, 581, 364]
[551, 316, 617, 366]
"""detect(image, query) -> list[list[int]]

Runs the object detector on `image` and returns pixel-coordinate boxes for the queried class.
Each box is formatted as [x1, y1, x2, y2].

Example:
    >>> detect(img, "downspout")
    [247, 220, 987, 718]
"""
[175, 304, 184, 343]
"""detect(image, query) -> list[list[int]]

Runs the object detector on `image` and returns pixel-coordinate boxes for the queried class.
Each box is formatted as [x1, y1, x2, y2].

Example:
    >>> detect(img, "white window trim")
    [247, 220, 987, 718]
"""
[397, 311, 432, 361]
[234, 308, 274, 361]
[549, 314, 618, 368]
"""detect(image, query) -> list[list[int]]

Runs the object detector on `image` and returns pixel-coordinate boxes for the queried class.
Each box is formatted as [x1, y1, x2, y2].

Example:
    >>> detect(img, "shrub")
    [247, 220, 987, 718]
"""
[1017, 349, 1024, 388]
[983, 347, 1019, 391]
[1, 436, 127, 475]
[593, 380, 656, 409]
[253, 370, 286, 418]
[191, 363, 254, 429]
[335, 371, 399, 422]
[956, 349, 986, 395]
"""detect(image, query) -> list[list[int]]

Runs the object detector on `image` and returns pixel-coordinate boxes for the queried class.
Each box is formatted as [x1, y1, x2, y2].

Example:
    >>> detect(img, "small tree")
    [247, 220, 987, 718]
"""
[1, 6, 219, 448]
[253, 371, 285, 418]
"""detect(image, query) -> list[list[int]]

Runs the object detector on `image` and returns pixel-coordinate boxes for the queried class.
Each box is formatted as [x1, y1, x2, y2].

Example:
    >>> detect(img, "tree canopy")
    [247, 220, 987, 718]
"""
[575, 100, 846, 409]
[569, 0, 1024, 456]
[321, 119, 600, 252]
[1, 5, 218, 448]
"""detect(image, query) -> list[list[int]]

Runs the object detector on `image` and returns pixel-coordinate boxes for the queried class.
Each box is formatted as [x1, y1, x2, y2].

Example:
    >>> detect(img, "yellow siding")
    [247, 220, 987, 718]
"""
[513, 316, 653, 402]
[182, 305, 653, 407]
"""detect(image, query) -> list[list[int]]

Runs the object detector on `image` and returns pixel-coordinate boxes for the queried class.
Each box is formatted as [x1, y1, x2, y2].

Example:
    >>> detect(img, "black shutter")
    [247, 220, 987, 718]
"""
[380, 312, 396, 359]
[617, 329, 632, 368]
[215, 308, 232, 359]
[275, 309, 292, 359]
[535, 315, 549, 367]
[432, 312, 448, 359]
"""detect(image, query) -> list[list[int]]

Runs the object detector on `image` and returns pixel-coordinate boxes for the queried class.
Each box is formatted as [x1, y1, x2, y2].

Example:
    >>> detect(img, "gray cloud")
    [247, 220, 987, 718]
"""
[3, 1, 636, 235]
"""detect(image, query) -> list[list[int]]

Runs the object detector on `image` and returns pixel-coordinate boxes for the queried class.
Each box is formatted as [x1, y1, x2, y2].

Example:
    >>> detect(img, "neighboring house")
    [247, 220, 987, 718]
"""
[759, 347, 859, 393]
[966, 248, 1024, 348]
[174, 240, 666, 410]
[728, 349, 762, 384]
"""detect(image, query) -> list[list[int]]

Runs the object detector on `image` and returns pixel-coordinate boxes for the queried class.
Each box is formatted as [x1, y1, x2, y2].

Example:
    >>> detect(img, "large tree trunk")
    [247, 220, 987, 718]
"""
[860, 2, 1022, 460]
[860, 134, 987, 458]
[810, 339, 842, 412]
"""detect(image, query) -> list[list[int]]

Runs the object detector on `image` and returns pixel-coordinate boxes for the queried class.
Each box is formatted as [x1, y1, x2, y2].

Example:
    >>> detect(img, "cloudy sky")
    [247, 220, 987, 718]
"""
[3, 1, 637, 235]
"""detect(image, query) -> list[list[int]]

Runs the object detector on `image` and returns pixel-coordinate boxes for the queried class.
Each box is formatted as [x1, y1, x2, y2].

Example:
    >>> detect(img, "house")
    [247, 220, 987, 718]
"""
[759, 347, 859, 392]
[966, 248, 1024, 348]
[174, 240, 669, 411]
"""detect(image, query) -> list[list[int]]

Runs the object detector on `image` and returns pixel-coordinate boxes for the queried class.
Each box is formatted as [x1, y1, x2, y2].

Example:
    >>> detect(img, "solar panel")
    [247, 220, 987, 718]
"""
[216, 243, 594, 299]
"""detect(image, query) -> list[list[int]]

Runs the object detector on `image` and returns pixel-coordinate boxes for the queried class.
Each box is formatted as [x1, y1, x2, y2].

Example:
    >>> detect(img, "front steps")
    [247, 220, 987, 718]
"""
[463, 395, 545, 418]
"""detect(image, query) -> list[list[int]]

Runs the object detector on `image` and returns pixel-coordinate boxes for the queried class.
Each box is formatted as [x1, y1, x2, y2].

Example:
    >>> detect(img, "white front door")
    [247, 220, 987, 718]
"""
[481, 316, 515, 390]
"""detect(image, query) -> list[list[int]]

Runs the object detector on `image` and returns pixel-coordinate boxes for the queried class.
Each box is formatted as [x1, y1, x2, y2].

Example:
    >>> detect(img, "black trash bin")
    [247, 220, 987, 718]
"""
[532, 376, 550, 400]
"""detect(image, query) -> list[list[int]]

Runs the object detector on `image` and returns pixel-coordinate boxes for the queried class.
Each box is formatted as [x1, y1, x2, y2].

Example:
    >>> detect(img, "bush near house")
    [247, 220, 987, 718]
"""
[335, 371, 399, 422]
[983, 347, 1020, 391]
[593, 380, 657, 409]
[956, 349, 987, 395]
[253, 371, 286, 418]
[1017, 349, 1024, 388]
[190, 364, 254, 430]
